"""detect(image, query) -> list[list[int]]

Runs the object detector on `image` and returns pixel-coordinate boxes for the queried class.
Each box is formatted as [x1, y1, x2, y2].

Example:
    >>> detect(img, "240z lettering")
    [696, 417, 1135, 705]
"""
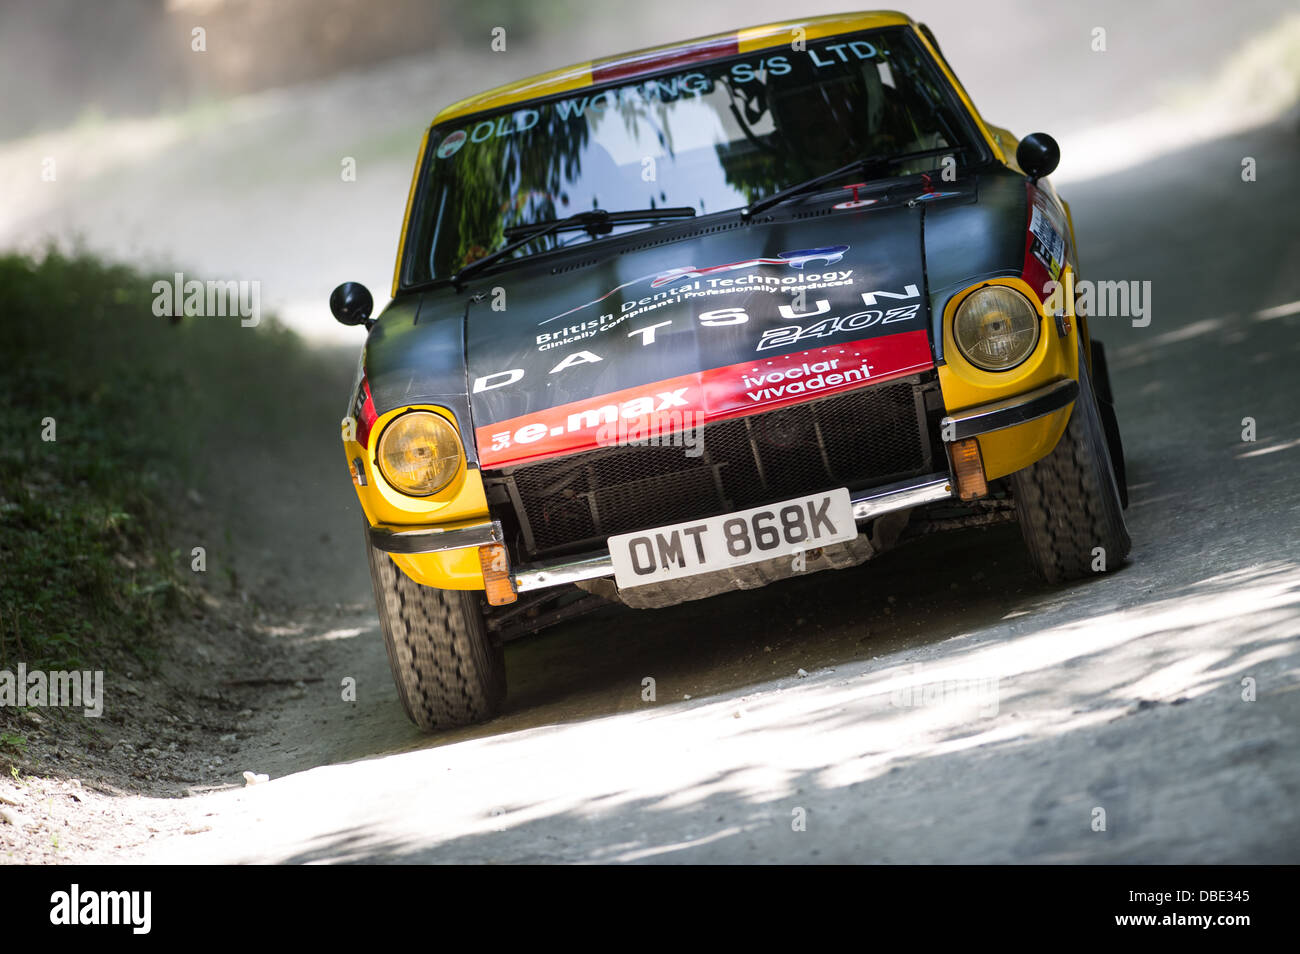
[757, 304, 921, 351]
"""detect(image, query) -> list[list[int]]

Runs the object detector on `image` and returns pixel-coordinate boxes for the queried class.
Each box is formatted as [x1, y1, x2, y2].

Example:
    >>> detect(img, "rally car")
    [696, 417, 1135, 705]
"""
[332, 11, 1130, 731]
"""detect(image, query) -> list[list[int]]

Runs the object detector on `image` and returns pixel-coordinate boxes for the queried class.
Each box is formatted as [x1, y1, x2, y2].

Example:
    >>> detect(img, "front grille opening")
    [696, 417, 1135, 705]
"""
[484, 375, 941, 559]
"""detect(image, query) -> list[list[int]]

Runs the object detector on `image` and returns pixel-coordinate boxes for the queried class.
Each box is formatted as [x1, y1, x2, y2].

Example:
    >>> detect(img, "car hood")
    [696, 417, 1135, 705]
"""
[362, 170, 1031, 469]
[464, 198, 939, 467]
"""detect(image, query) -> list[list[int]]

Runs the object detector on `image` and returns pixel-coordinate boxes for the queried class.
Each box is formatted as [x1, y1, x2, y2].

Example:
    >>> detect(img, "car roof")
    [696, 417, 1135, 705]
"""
[431, 10, 916, 126]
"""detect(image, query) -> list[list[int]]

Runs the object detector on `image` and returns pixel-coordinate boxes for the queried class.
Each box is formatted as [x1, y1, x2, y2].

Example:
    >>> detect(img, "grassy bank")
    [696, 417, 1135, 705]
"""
[0, 250, 327, 672]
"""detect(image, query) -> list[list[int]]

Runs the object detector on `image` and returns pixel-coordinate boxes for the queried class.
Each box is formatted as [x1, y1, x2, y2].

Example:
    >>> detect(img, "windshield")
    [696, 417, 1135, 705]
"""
[403, 26, 979, 286]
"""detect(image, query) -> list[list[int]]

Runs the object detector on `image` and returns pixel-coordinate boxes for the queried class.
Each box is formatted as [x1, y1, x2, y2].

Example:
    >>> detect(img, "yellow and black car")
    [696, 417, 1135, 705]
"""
[332, 11, 1130, 731]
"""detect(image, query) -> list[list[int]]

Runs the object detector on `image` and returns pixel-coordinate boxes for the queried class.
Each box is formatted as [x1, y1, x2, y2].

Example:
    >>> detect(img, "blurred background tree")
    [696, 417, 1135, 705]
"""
[0, 0, 581, 138]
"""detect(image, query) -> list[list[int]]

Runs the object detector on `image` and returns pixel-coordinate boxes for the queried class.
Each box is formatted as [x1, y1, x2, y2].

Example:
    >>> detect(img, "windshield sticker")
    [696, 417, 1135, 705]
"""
[553, 72, 712, 121]
[460, 72, 719, 147]
[806, 40, 878, 68]
[728, 55, 792, 83]
[466, 110, 541, 144]
[435, 130, 466, 159]
[475, 41, 875, 143]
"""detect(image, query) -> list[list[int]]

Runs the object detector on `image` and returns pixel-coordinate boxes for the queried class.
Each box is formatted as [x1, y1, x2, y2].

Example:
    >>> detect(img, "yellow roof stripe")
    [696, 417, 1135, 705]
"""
[736, 11, 911, 52]
[433, 63, 594, 126]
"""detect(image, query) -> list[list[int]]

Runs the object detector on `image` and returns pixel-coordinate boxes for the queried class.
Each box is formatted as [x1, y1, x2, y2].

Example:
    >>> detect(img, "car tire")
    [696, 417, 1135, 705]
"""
[365, 536, 506, 731]
[1010, 344, 1131, 583]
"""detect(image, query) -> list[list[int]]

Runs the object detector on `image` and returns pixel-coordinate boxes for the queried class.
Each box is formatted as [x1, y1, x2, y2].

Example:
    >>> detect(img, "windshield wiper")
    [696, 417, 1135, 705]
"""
[451, 207, 696, 288]
[740, 146, 966, 220]
[502, 206, 696, 240]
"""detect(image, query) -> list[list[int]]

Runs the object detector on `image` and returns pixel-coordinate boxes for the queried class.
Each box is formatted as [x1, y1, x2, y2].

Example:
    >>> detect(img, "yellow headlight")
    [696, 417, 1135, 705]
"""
[376, 411, 462, 496]
[953, 286, 1040, 371]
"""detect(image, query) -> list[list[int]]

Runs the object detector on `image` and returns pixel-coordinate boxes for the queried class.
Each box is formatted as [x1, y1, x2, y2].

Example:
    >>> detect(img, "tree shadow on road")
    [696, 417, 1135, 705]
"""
[245, 558, 1300, 864]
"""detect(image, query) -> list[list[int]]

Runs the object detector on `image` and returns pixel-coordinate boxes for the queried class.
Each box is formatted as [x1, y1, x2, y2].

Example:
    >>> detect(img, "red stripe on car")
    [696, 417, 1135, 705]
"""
[476, 330, 934, 467]
[591, 36, 741, 83]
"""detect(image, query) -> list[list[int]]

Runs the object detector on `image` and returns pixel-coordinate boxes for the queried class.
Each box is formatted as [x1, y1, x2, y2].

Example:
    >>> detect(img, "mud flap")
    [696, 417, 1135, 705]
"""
[1089, 339, 1128, 509]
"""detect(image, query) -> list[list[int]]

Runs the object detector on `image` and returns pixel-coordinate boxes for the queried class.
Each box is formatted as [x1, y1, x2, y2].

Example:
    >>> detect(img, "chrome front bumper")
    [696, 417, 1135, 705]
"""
[512, 473, 954, 593]
[370, 472, 954, 591]
[368, 520, 505, 555]
[940, 377, 1078, 442]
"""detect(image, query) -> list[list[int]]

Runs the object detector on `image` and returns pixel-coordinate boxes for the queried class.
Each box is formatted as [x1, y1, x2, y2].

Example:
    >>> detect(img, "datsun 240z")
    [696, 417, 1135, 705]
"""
[331, 11, 1131, 731]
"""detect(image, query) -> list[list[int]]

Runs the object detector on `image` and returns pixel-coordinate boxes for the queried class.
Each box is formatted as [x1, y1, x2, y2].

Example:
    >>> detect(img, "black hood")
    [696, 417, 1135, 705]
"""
[465, 196, 943, 465]
[363, 168, 1030, 468]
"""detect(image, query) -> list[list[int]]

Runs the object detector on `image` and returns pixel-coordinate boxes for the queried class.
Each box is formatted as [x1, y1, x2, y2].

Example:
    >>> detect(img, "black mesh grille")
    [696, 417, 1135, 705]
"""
[489, 378, 936, 557]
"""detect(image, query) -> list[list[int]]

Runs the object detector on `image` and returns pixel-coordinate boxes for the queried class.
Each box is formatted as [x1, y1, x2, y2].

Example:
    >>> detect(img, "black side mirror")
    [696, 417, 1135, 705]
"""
[330, 282, 373, 327]
[1016, 133, 1060, 182]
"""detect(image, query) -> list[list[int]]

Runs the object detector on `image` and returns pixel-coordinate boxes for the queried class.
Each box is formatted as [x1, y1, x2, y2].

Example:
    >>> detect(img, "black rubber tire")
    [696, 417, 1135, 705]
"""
[1088, 338, 1129, 508]
[365, 538, 506, 732]
[1011, 347, 1131, 583]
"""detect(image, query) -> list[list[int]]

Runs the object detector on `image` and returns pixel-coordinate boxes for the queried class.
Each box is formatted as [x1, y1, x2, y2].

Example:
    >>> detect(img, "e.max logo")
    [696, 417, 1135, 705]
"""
[489, 387, 690, 453]
[50, 884, 151, 934]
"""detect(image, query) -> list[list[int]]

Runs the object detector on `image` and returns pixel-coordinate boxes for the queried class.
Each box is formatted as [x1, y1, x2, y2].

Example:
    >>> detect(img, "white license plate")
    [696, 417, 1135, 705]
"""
[608, 488, 856, 588]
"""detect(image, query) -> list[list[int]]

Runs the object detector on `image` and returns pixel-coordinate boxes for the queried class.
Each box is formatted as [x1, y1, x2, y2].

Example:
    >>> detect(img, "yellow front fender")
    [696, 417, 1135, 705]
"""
[344, 404, 490, 590]
[937, 275, 1081, 480]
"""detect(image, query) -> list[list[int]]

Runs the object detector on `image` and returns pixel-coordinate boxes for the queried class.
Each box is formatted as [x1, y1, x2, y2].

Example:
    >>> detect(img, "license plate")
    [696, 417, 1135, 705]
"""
[608, 488, 856, 588]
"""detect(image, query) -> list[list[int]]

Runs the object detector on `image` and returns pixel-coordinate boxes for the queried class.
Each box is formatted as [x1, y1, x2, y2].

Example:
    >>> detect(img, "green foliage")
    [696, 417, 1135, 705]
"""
[0, 249, 315, 670]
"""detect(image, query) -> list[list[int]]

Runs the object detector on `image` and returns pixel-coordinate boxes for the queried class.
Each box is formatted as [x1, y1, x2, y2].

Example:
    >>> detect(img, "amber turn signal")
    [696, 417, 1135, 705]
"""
[949, 438, 988, 500]
[478, 543, 518, 606]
